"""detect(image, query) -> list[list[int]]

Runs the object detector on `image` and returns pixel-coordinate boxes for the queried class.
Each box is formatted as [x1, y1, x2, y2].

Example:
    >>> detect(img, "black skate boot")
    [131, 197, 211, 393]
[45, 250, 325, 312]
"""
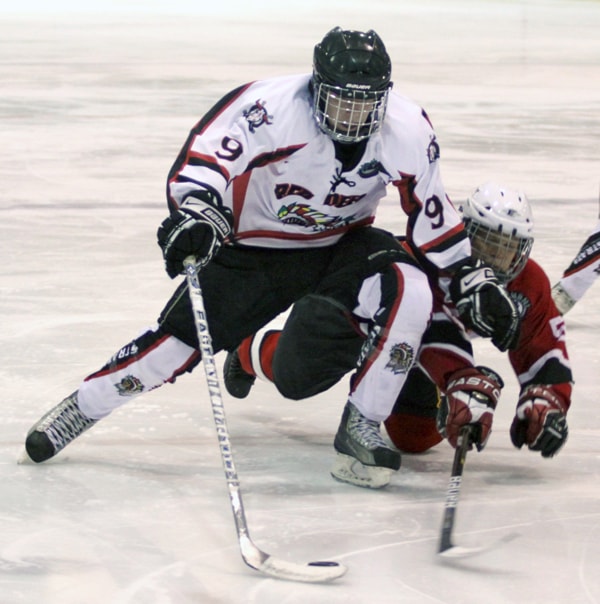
[331, 401, 401, 489]
[25, 392, 98, 463]
[223, 349, 256, 399]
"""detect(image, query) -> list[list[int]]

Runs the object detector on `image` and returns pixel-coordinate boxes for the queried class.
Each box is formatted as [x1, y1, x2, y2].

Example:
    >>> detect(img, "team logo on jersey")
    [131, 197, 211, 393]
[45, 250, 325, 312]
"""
[243, 99, 273, 132]
[510, 291, 531, 318]
[275, 181, 364, 208]
[324, 193, 365, 208]
[427, 136, 440, 163]
[277, 202, 353, 231]
[385, 342, 415, 374]
[358, 159, 391, 179]
[275, 183, 314, 200]
[115, 374, 144, 396]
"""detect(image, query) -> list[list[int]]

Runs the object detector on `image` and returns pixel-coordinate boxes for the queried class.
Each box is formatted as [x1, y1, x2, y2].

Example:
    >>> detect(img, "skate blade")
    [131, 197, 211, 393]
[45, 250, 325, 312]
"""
[16, 448, 33, 465]
[330, 453, 393, 489]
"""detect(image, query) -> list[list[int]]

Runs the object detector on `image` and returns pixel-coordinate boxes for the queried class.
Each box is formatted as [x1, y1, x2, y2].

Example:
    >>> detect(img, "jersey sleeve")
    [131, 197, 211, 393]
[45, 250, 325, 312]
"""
[165, 82, 261, 212]
[415, 279, 475, 389]
[390, 108, 471, 272]
[558, 218, 600, 302]
[508, 259, 573, 407]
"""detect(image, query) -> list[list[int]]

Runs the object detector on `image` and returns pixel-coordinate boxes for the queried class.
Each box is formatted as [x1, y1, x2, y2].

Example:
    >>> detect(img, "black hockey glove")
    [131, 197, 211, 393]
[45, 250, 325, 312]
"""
[157, 194, 232, 278]
[449, 261, 520, 352]
[510, 384, 569, 458]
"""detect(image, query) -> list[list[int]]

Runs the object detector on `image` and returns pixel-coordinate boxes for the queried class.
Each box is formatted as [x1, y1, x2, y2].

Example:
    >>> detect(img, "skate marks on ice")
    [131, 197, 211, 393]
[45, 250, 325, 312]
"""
[0, 528, 222, 604]
[3, 390, 600, 603]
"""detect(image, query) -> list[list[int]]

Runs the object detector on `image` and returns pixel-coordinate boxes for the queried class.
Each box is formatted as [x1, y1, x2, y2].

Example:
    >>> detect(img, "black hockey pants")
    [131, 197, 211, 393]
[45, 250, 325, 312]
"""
[158, 226, 416, 355]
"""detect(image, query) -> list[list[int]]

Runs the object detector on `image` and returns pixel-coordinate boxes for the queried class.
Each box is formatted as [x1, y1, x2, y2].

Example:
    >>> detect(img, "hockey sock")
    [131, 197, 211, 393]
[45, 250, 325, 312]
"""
[244, 329, 281, 382]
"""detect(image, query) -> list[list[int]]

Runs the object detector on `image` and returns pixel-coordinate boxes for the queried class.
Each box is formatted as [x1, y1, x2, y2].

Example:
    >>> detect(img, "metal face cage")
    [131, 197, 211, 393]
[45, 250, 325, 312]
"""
[313, 82, 390, 143]
[466, 219, 533, 283]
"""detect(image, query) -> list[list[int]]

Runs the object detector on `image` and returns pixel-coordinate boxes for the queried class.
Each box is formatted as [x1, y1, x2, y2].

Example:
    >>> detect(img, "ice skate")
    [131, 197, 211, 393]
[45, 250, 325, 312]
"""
[331, 401, 401, 489]
[223, 349, 256, 399]
[24, 392, 98, 463]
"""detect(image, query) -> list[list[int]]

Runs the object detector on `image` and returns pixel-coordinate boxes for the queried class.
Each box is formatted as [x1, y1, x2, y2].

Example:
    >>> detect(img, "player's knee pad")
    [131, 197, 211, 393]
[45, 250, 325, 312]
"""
[273, 294, 363, 400]
[385, 367, 442, 453]
[384, 413, 442, 453]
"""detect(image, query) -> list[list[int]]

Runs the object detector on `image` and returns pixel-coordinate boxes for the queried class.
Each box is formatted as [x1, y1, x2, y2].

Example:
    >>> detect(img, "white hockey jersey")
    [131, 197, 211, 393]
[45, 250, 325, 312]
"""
[167, 73, 470, 270]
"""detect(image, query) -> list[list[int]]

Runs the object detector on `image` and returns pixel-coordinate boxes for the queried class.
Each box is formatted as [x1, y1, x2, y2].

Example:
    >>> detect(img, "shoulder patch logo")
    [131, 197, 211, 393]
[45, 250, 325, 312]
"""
[510, 291, 531, 318]
[427, 136, 440, 163]
[244, 99, 273, 132]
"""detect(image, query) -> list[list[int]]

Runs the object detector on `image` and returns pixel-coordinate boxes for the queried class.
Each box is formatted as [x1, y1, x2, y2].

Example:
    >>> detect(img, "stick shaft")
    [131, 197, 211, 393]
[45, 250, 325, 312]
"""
[438, 425, 473, 552]
[182, 257, 347, 582]
[183, 257, 259, 559]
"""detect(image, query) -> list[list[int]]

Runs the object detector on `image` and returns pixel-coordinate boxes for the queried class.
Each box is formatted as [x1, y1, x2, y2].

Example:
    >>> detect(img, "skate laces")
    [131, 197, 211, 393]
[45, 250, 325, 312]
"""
[346, 404, 388, 450]
[40, 394, 96, 452]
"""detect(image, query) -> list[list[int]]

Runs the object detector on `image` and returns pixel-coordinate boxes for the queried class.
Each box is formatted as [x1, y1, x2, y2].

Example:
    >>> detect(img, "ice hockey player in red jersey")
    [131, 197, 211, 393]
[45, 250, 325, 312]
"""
[386, 182, 572, 464]
[551, 217, 600, 314]
[226, 183, 572, 488]
[24, 29, 519, 475]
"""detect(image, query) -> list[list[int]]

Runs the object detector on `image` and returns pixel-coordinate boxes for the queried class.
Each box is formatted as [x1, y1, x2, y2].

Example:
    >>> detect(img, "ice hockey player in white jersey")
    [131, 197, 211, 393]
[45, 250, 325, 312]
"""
[24, 28, 519, 479]
[227, 183, 572, 488]
[551, 218, 600, 314]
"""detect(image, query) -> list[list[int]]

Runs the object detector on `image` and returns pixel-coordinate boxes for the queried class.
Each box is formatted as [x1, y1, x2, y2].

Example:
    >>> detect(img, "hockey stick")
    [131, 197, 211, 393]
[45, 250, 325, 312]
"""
[438, 424, 472, 556]
[183, 256, 347, 583]
[438, 424, 518, 558]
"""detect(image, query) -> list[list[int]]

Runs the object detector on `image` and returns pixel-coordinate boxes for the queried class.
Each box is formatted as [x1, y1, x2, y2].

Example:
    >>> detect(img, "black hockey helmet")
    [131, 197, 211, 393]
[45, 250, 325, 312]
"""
[312, 27, 393, 143]
[313, 27, 392, 91]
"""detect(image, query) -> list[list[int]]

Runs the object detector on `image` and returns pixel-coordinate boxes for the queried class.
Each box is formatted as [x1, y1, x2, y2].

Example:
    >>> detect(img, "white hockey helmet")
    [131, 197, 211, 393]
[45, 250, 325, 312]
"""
[461, 182, 534, 283]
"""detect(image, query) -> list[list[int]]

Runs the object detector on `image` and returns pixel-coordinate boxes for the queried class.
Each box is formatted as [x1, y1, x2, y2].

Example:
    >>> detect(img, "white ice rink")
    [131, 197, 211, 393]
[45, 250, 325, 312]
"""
[1, 1, 599, 602]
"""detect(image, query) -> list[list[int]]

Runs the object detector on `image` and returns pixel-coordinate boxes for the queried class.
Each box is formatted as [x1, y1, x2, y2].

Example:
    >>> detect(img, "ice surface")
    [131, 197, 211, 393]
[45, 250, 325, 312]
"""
[1, 1, 599, 602]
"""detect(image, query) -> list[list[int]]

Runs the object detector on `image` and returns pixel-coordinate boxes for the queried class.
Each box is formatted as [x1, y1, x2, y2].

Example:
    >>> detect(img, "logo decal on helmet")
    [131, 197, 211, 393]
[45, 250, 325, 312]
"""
[385, 342, 415, 374]
[115, 374, 144, 396]
[243, 99, 273, 133]
[346, 83, 372, 90]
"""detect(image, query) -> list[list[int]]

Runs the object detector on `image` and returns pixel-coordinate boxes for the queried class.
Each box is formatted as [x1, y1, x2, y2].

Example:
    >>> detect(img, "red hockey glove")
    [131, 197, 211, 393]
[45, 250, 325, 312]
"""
[510, 385, 568, 458]
[437, 366, 504, 451]
[449, 261, 521, 352]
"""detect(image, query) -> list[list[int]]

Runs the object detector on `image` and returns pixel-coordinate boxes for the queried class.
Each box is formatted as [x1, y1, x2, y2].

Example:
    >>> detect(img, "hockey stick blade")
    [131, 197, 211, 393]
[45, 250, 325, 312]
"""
[438, 425, 519, 559]
[438, 531, 519, 559]
[241, 535, 347, 582]
[184, 257, 346, 583]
